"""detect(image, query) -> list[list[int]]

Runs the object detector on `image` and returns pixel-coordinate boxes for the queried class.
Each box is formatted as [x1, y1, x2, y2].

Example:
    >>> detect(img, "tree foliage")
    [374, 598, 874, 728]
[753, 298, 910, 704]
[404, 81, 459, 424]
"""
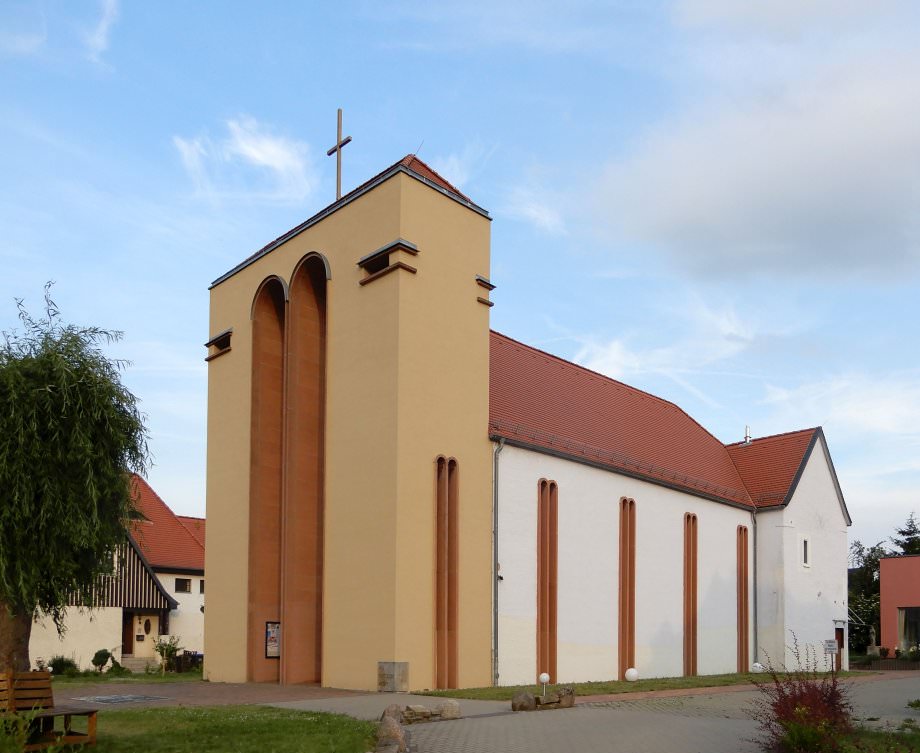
[890, 511, 920, 556]
[0, 285, 148, 637]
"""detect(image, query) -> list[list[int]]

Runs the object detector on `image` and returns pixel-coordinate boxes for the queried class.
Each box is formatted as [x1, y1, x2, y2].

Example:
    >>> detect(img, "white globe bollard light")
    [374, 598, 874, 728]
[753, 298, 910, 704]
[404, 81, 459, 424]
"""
[752, 662, 765, 673]
[624, 667, 639, 682]
[538, 672, 550, 696]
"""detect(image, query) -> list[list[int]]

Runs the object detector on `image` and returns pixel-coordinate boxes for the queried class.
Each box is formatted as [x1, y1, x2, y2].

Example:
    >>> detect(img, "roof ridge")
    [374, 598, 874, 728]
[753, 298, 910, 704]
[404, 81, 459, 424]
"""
[725, 426, 819, 448]
[400, 154, 470, 200]
[489, 330, 746, 468]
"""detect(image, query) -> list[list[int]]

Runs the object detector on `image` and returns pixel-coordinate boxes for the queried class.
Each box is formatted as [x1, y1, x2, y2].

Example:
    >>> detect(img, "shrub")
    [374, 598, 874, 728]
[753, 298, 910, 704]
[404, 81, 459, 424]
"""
[106, 659, 131, 677]
[47, 654, 78, 675]
[152, 635, 183, 675]
[880, 647, 890, 659]
[750, 639, 852, 752]
[909, 646, 920, 663]
[91, 648, 112, 672]
[908, 699, 920, 710]
[0, 712, 33, 753]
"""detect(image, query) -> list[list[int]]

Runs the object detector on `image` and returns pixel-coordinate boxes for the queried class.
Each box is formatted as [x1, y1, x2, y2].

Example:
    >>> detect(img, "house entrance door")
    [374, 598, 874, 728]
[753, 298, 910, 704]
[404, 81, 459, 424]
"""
[835, 627, 844, 671]
[122, 611, 134, 655]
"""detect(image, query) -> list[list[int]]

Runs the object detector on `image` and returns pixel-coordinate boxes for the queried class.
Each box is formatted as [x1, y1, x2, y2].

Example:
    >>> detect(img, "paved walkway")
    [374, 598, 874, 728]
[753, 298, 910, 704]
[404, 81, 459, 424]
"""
[58, 671, 920, 753]
[272, 672, 920, 753]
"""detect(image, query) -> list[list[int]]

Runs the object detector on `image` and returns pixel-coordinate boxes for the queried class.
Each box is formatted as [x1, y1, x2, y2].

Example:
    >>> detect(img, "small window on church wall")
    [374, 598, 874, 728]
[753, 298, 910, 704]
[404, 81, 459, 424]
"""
[802, 538, 810, 567]
[204, 329, 232, 362]
[175, 578, 192, 593]
[199, 579, 205, 594]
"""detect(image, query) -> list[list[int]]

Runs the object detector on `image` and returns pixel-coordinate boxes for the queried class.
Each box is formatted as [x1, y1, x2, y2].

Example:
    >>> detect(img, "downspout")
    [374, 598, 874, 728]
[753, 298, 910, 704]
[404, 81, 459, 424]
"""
[750, 507, 759, 664]
[492, 438, 505, 686]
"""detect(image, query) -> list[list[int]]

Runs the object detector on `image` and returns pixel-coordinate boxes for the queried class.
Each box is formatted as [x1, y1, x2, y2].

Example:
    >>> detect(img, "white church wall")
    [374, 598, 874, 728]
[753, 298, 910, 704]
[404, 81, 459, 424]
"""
[30, 607, 123, 671]
[159, 570, 205, 653]
[779, 440, 849, 671]
[755, 507, 787, 667]
[497, 444, 752, 685]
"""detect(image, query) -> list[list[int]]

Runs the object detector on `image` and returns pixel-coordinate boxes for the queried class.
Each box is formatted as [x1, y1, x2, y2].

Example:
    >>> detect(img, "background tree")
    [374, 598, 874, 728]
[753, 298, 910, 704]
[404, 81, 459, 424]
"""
[847, 540, 889, 651]
[890, 511, 920, 555]
[0, 286, 148, 670]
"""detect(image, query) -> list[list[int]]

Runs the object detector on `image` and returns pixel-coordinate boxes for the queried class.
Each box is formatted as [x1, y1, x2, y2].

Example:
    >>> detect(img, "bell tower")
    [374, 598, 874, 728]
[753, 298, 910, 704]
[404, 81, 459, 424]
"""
[204, 156, 494, 690]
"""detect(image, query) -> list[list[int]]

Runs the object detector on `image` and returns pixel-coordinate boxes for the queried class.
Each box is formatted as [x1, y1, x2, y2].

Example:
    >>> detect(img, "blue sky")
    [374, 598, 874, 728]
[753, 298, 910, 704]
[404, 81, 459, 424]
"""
[3, 1, 919, 548]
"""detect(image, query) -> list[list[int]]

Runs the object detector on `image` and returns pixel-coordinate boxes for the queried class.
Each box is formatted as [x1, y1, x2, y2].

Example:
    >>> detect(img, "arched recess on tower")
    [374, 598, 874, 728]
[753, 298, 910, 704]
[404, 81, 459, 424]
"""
[248, 276, 286, 683]
[283, 253, 328, 684]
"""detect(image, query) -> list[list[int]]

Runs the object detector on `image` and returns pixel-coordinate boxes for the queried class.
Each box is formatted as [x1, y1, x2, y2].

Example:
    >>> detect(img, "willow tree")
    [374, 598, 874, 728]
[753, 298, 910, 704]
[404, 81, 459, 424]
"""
[0, 287, 148, 670]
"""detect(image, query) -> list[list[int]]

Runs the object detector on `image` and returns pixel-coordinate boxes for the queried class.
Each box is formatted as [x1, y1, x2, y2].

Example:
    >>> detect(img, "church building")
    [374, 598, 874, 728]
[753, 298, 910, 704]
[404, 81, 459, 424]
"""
[203, 154, 851, 690]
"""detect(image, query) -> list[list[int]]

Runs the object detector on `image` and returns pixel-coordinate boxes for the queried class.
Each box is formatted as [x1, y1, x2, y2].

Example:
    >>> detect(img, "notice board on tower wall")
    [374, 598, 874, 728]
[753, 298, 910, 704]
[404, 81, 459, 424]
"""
[265, 621, 281, 659]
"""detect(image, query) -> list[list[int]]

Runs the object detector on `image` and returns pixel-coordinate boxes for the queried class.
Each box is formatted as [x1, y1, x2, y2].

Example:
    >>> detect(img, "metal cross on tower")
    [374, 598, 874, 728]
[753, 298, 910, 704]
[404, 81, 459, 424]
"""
[326, 108, 352, 201]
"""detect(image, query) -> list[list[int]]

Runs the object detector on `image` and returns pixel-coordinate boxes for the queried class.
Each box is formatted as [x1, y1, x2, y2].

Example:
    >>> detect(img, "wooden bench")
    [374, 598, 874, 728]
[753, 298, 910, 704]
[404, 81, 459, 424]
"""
[1, 670, 97, 750]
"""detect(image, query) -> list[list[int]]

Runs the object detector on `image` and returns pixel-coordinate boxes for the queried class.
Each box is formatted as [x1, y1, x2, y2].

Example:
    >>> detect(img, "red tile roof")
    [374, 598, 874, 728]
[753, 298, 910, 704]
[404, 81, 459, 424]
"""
[489, 331, 755, 507]
[726, 429, 818, 508]
[177, 516, 206, 547]
[396, 155, 471, 201]
[130, 476, 205, 572]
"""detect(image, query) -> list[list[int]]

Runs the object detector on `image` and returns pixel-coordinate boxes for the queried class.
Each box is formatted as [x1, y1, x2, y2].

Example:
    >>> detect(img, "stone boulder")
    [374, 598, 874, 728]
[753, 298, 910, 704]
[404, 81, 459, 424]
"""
[380, 704, 403, 722]
[436, 699, 461, 720]
[377, 716, 407, 753]
[511, 691, 537, 711]
[558, 687, 575, 708]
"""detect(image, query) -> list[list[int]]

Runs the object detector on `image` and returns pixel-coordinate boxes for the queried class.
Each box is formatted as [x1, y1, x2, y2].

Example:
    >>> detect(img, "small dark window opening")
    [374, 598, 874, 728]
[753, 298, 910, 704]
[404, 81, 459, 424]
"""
[175, 577, 192, 593]
[803, 539, 809, 566]
[212, 332, 231, 351]
[363, 253, 390, 275]
[205, 329, 233, 361]
[199, 579, 205, 594]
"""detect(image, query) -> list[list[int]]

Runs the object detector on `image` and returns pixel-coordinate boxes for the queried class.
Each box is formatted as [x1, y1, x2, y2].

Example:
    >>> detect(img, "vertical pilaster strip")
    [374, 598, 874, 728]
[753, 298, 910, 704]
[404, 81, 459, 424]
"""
[435, 457, 448, 689]
[447, 459, 459, 688]
[684, 513, 698, 676]
[737, 526, 749, 672]
[619, 498, 636, 679]
[537, 480, 547, 679]
[548, 481, 558, 682]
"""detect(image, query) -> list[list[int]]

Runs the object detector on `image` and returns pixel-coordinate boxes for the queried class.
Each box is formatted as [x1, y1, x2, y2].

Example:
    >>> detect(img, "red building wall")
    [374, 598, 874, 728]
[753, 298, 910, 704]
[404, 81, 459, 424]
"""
[879, 555, 920, 651]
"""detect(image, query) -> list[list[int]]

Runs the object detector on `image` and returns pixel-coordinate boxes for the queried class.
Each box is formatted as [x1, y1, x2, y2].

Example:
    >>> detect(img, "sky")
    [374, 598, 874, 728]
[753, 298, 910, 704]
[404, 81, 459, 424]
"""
[2, 1, 919, 549]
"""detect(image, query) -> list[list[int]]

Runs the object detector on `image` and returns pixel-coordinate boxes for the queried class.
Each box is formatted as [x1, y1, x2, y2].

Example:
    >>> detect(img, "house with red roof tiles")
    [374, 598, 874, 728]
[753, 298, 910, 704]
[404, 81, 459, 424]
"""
[204, 154, 851, 690]
[29, 476, 204, 671]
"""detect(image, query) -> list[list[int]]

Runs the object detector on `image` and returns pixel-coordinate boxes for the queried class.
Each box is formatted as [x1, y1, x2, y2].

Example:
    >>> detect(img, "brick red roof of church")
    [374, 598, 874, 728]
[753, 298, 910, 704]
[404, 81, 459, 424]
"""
[726, 428, 818, 508]
[177, 515, 206, 547]
[489, 331, 755, 507]
[130, 475, 205, 572]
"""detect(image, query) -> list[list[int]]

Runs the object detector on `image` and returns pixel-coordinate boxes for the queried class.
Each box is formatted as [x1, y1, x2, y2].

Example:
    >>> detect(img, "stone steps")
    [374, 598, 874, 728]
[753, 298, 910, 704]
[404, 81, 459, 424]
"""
[119, 656, 158, 674]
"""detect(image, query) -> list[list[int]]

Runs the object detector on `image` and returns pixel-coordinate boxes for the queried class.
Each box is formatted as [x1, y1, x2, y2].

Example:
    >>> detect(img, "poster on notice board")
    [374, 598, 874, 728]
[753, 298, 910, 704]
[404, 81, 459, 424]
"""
[266, 621, 281, 659]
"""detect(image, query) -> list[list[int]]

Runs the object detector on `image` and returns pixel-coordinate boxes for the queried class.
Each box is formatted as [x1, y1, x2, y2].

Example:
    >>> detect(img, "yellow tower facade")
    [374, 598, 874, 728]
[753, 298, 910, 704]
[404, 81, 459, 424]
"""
[204, 158, 494, 691]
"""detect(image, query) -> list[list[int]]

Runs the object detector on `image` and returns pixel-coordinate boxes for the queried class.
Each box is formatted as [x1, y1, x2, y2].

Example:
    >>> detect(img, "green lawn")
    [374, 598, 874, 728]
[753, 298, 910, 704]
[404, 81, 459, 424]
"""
[843, 727, 920, 752]
[419, 671, 860, 701]
[77, 706, 375, 753]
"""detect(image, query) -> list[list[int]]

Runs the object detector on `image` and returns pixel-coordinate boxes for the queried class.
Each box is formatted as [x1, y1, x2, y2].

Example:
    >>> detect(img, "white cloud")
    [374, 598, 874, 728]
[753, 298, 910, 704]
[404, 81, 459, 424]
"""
[85, 0, 118, 62]
[676, 0, 904, 35]
[760, 373, 920, 438]
[429, 142, 495, 190]
[0, 2, 46, 57]
[573, 295, 756, 407]
[173, 116, 316, 203]
[598, 53, 920, 279]
[500, 185, 566, 235]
